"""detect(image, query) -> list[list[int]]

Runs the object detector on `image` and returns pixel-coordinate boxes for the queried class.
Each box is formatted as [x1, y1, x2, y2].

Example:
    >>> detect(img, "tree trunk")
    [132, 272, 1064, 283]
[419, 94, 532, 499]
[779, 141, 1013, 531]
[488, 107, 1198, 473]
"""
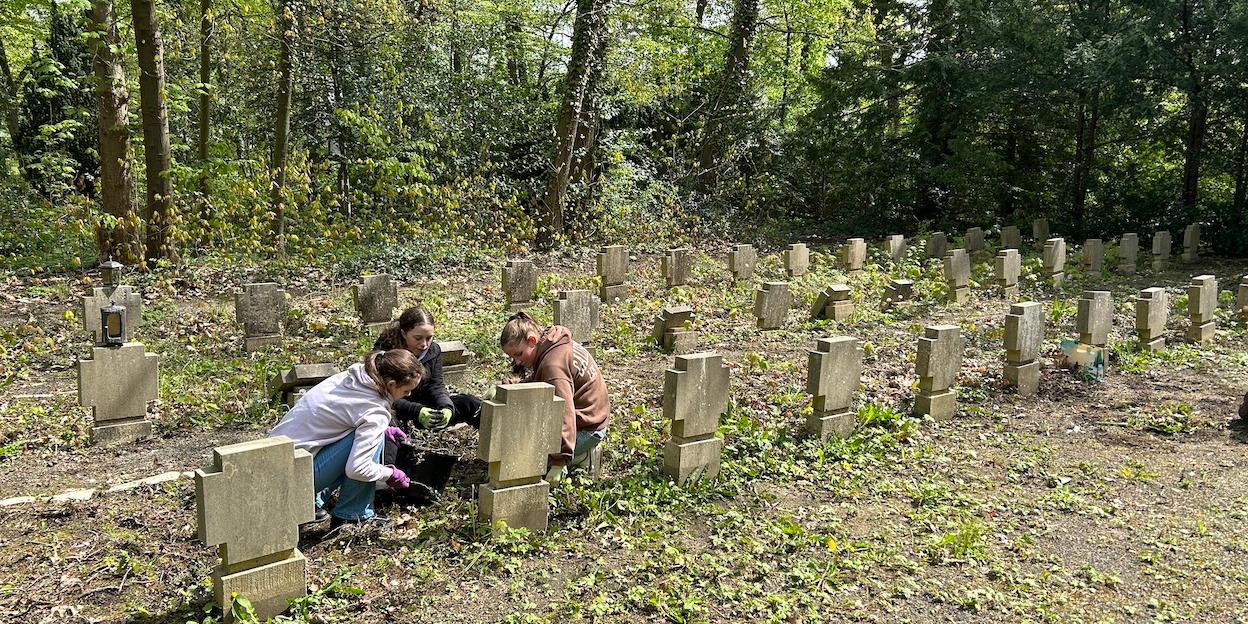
[1071, 88, 1099, 235]
[1179, 91, 1207, 222]
[505, 15, 526, 86]
[697, 0, 759, 189]
[1232, 113, 1247, 221]
[0, 38, 20, 151]
[915, 0, 954, 224]
[197, 0, 212, 211]
[696, 0, 708, 24]
[88, 0, 139, 264]
[270, 0, 294, 247]
[131, 0, 177, 263]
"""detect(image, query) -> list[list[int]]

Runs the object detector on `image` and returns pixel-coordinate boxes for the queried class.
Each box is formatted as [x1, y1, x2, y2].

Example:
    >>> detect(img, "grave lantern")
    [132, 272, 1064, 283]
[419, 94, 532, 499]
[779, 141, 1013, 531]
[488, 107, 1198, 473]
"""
[101, 302, 126, 347]
[100, 258, 123, 288]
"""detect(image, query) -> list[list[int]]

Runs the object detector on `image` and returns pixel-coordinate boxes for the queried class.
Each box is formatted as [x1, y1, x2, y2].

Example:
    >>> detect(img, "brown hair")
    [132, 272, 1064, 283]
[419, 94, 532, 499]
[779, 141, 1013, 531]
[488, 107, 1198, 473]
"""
[363, 349, 425, 398]
[377, 306, 437, 350]
[499, 310, 542, 348]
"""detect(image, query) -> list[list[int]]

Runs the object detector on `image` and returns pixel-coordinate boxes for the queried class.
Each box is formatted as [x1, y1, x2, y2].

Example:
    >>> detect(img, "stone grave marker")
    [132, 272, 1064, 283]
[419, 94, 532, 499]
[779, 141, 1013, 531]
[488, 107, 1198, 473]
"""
[1042, 238, 1066, 286]
[754, 282, 791, 330]
[501, 260, 537, 309]
[1119, 233, 1139, 275]
[842, 238, 866, 274]
[1004, 302, 1044, 396]
[662, 353, 729, 483]
[1183, 224, 1200, 263]
[352, 274, 398, 330]
[965, 227, 985, 252]
[1187, 275, 1217, 343]
[943, 248, 971, 303]
[1135, 287, 1168, 352]
[1000, 226, 1022, 250]
[437, 340, 474, 386]
[1076, 290, 1112, 347]
[728, 244, 757, 281]
[914, 325, 963, 421]
[79, 343, 160, 444]
[652, 305, 698, 354]
[1032, 218, 1050, 244]
[884, 235, 907, 263]
[995, 249, 1020, 299]
[883, 279, 915, 307]
[806, 337, 862, 439]
[596, 245, 629, 302]
[195, 436, 313, 622]
[268, 363, 340, 408]
[1082, 239, 1104, 275]
[812, 284, 853, 321]
[235, 282, 287, 351]
[552, 289, 601, 343]
[663, 248, 693, 288]
[1152, 231, 1171, 272]
[479, 383, 564, 531]
[82, 285, 142, 344]
[926, 232, 948, 259]
[1238, 276, 1248, 317]
[783, 243, 809, 278]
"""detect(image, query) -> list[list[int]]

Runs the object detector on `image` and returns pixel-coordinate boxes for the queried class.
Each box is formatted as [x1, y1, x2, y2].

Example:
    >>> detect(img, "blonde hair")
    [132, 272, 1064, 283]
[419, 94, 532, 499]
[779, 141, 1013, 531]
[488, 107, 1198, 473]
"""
[499, 310, 543, 348]
[362, 349, 425, 398]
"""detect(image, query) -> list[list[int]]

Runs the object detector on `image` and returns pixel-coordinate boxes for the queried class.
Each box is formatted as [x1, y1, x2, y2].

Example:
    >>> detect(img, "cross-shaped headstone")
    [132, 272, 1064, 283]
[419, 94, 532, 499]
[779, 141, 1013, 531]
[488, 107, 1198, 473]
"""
[914, 325, 963, 421]
[1076, 290, 1111, 347]
[1004, 302, 1043, 395]
[1082, 239, 1104, 275]
[267, 363, 340, 407]
[1119, 233, 1139, 275]
[352, 274, 398, 329]
[728, 244, 757, 280]
[965, 227, 985, 252]
[754, 281, 791, 330]
[1000, 226, 1022, 250]
[81, 285, 142, 344]
[1183, 224, 1201, 263]
[652, 305, 698, 354]
[235, 282, 288, 351]
[806, 337, 862, 439]
[478, 383, 564, 531]
[926, 232, 948, 259]
[596, 245, 629, 302]
[436, 340, 474, 386]
[552, 290, 601, 343]
[501, 260, 537, 310]
[1032, 218, 1050, 243]
[884, 235, 907, 263]
[995, 249, 1020, 298]
[662, 352, 728, 483]
[783, 243, 809, 278]
[662, 248, 693, 288]
[842, 238, 866, 273]
[1187, 275, 1217, 343]
[811, 284, 853, 321]
[79, 343, 159, 445]
[1043, 238, 1066, 286]
[1152, 231, 1171, 272]
[943, 249, 971, 303]
[1135, 287, 1168, 352]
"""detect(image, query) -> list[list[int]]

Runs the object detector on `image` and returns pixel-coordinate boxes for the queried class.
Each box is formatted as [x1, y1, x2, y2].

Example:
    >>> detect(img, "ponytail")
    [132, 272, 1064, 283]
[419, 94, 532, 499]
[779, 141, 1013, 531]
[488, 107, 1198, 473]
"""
[363, 349, 425, 399]
[499, 310, 542, 348]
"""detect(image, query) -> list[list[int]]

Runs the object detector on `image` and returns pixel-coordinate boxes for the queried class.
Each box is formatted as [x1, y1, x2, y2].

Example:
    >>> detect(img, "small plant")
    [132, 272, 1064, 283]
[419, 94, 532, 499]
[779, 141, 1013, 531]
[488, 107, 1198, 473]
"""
[1126, 402, 1196, 435]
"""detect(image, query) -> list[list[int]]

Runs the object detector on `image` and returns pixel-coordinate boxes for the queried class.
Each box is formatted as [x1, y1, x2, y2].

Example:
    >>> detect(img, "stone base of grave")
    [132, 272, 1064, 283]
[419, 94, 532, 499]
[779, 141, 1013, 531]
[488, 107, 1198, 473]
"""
[1004, 361, 1040, 396]
[1140, 337, 1165, 352]
[827, 301, 853, 321]
[91, 418, 152, 445]
[479, 480, 549, 532]
[285, 388, 311, 408]
[1119, 264, 1136, 275]
[506, 301, 534, 312]
[364, 321, 389, 334]
[1050, 273, 1065, 287]
[599, 284, 626, 302]
[947, 288, 969, 304]
[443, 364, 468, 387]
[807, 409, 854, 440]
[1183, 252, 1197, 263]
[1187, 322, 1215, 344]
[1152, 260, 1168, 272]
[243, 335, 282, 352]
[215, 550, 307, 623]
[914, 390, 956, 421]
[1000, 285, 1019, 300]
[660, 330, 699, 355]
[662, 436, 722, 484]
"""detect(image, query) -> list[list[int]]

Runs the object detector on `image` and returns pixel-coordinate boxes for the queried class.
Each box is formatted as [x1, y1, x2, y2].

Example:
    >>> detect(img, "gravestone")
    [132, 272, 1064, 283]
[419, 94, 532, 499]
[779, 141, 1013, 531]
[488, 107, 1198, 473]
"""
[995, 249, 1021, 299]
[195, 437, 313, 622]
[663, 248, 693, 288]
[883, 279, 915, 307]
[914, 325, 963, 421]
[754, 282, 792, 330]
[1152, 231, 1171, 272]
[352, 274, 398, 330]
[1004, 302, 1044, 395]
[1000, 226, 1022, 250]
[783, 243, 809, 278]
[1042, 238, 1066, 286]
[652, 305, 698, 354]
[81, 285, 142, 344]
[1032, 218, 1050, 244]
[926, 232, 948, 259]
[552, 290, 601, 343]
[943, 249, 971, 303]
[811, 284, 853, 321]
[596, 245, 629, 302]
[1077, 290, 1112, 347]
[1187, 275, 1217, 343]
[1119, 233, 1139, 275]
[267, 363, 340, 408]
[1183, 224, 1200, 263]
[662, 353, 729, 483]
[437, 340, 474, 386]
[479, 383, 564, 531]
[235, 282, 288, 351]
[1238, 276, 1248, 317]
[1082, 239, 1104, 275]
[501, 260, 537, 310]
[806, 337, 862, 439]
[1135, 287, 1168, 352]
[965, 227, 985, 252]
[728, 244, 757, 281]
[842, 238, 866, 274]
[884, 235, 907, 263]
[79, 343, 160, 444]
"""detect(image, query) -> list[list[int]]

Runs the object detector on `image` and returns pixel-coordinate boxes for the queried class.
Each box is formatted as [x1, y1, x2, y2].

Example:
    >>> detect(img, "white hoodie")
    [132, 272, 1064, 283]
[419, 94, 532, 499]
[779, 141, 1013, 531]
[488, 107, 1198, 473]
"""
[270, 363, 394, 483]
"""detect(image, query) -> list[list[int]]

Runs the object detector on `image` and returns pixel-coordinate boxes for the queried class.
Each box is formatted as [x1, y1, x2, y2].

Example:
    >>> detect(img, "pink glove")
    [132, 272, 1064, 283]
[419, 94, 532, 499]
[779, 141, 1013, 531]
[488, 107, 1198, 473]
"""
[385, 426, 408, 445]
[386, 465, 409, 489]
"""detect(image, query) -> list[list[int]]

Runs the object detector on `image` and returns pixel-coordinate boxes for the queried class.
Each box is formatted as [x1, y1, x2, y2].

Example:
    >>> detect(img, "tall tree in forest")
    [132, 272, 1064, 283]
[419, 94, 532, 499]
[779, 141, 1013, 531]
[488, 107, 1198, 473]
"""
[913, 0, 959, 224]
[130, 0, 176, 262]
[697, 0, 759, 190]
[197, 0, 213, 210]
[0, 38, 20, 148]
[1173, 0, 1216, 222]
[87, 0, 138, 263]
[539, 0, 610, 249]
[270, 0, 294, 247]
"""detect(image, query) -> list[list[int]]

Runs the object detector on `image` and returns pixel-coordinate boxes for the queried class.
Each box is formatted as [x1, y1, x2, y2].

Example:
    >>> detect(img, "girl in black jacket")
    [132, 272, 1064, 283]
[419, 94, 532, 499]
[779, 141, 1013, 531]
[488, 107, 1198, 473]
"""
[374, 306, 481, 431]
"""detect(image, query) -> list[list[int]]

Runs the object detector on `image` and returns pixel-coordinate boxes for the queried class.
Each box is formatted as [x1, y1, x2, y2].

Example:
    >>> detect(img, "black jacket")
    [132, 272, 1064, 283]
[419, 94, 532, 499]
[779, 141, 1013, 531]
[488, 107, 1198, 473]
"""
[373, 335, 454, 423]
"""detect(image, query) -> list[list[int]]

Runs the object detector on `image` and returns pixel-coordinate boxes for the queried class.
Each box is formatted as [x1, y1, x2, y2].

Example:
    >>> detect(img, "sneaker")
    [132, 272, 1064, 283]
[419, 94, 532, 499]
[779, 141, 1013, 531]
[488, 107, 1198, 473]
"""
[328, 514, 391, 531]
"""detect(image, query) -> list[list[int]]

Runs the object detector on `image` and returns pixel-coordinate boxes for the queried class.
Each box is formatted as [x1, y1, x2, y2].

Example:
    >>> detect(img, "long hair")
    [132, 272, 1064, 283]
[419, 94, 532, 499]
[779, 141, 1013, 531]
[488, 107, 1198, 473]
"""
[376, 306, 437, 350]
[362, 349, 424, 398]
[499, 310, 542, 348]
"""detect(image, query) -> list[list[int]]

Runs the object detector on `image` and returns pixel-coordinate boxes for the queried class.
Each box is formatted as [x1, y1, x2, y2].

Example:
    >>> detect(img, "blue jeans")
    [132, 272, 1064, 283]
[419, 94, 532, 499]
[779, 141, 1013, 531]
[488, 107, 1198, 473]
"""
[570, 429, 607, 468]
[313, 430, 381, 521]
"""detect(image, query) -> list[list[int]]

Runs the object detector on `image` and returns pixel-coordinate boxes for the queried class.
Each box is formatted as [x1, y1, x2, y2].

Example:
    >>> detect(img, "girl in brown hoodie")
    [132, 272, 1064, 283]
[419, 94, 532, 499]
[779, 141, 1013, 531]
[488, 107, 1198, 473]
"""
[500, 311, 610, 480]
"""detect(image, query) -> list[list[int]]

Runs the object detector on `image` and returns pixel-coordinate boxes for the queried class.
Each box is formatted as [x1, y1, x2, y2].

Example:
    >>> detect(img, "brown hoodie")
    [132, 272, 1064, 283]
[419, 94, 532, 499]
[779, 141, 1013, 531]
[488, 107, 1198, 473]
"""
[524, 326, 610, 465]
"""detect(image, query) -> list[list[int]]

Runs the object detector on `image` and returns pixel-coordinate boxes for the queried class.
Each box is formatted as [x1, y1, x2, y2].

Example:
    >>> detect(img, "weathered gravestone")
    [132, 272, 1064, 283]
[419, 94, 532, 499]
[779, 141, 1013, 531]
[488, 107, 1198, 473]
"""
[352, 274, 398, 330]
[841, 238, 866, 274]
[943, 249, 971, 304]
[806, 337, 862, 439]
[479, 383, 564, 531]
[79, 343, 160, 444]
[1135, 287, 1168, 352]
[1032, 218, 1050, 244]
[883, 279, 915, 307]
[754, 282, 792, 330]
[783, 243, 810, 278]
[235, 282, 288, 351]
[1183, 224, 1200, 263]
[1187, 275, 1217, 343]
[914, 325, 963, 421]
[267, 363, 340, 408]
[1077, 290, 1112, 347]
[884, 235, 907, 263]
[663, 248, 693, 288]
[501, 260, 537, 309]
[1238, 276, 1248, 317]
[1004, 302, 1044, 396]
[652, 305, 698, 354]
[195, 436, 313, 622]
[811, 284, 853, 321]
[662, 353, 729, 483]
[995, 249, 1021, 299]
[965, 227, 985, 252]
[926, 232, 948, 259]
[1000, 226, 1022, 250]
[728, 244, 757, 281]
[82, 286, 142, 344]
[1042, 238, 1066, 286]
[1082, 239, 1104, 275]
[553, 290, 601, 343]
[437, 340, 474, 386]
[597, 245, 629, 302]
[1152, 231, 1172, 272]
[1119, 233, 1139, 275]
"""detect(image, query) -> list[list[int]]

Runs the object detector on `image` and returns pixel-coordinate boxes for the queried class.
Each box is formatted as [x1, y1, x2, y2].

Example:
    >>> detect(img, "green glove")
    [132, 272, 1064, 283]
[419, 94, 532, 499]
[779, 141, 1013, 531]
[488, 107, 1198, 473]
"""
[418, 407, 450, 430]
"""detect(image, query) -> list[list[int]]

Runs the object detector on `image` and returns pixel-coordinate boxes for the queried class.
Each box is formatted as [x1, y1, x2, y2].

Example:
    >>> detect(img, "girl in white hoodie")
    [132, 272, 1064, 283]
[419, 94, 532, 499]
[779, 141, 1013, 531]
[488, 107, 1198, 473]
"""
[271, 349, 424, 526]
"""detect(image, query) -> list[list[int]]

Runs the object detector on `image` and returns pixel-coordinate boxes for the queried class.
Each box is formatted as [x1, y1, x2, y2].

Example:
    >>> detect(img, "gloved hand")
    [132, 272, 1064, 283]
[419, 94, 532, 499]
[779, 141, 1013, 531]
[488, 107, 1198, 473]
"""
[384, 426, 408, 445]
[545, 464, 567, 483]
[386, 465, 409, 489]
[418, 406, 450, 430]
